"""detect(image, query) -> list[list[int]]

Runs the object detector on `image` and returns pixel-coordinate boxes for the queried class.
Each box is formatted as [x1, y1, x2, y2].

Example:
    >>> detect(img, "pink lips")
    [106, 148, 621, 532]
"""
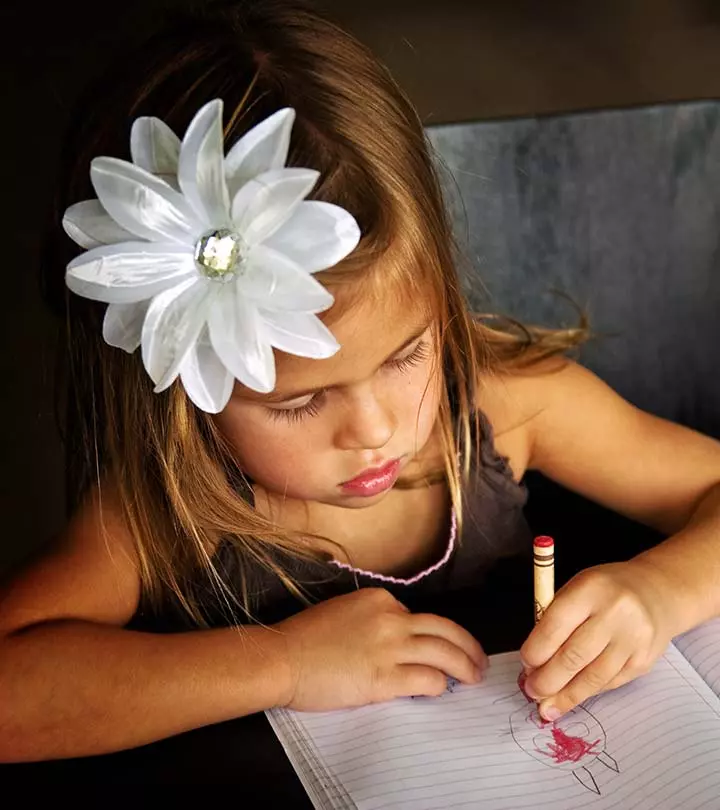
[340, 459, 402, 496]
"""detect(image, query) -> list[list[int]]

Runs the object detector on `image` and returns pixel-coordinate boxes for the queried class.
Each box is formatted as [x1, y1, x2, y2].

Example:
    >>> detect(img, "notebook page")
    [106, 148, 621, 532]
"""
[267, 708, 355, 810]
[268, 647, 720, 810]
[673, 617, 720, 697]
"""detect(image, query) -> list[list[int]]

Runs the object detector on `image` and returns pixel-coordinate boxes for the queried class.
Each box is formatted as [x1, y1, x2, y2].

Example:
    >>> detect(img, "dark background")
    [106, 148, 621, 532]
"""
[4, 0, 720, 574]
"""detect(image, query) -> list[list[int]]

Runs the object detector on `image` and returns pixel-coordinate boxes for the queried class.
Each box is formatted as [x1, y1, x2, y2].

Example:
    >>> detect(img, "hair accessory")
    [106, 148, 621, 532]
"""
[63, 100, 361, 413]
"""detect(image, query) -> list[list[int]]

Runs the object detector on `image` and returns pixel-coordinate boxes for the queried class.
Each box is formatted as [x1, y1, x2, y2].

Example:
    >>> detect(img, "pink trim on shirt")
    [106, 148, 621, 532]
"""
[328, 507, 457, 586]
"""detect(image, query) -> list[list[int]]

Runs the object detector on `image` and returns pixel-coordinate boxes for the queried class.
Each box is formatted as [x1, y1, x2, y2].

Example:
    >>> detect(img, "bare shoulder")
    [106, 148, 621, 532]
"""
[0, 481, 142, 636]
[475, 355, 574, 481]
[479, 356, 720, 534]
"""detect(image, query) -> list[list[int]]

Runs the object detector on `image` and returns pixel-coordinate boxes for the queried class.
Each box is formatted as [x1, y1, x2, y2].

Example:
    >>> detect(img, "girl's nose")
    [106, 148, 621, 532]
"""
[334, 386, 396, 451]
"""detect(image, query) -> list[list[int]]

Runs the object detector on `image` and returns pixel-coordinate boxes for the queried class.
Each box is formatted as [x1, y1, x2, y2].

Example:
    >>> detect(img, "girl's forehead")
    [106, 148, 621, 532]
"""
[238, 299, 434, 402]
[286, 297, 432, 367]
[322, 293, 430, 339]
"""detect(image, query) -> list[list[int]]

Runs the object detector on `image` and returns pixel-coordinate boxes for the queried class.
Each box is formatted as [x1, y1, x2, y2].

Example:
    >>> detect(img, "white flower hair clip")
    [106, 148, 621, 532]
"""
[63, 100, 361, 413]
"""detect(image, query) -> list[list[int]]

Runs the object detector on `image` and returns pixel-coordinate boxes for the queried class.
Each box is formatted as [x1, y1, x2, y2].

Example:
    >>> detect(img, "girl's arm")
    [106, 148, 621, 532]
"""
[0, 488, 485, 762]
[494, 360, 720, 720]
[0, 488, 290, 761]
[0, 619, 289, 762]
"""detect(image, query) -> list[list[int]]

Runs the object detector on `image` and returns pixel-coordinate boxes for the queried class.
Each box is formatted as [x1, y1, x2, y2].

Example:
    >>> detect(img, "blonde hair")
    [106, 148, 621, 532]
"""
[44, 0, 589, 627]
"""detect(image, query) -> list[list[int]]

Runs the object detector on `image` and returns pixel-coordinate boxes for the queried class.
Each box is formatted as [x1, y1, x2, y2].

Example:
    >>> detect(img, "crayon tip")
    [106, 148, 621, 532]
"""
[517, 671, 533, 702]
[533, 535, 555, 548]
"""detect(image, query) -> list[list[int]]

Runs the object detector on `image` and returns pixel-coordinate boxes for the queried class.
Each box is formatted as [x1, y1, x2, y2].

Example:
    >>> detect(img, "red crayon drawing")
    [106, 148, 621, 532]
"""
[537, 726, 602, 764]
[499, 676, 620, 795]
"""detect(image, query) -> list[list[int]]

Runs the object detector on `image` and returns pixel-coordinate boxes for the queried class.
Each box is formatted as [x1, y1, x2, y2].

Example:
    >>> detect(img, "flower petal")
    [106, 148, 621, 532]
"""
[224, 108, 295, 201]
[260, 310, 340, 359]
[103, 300, 150, 352]
[91, 157, 202, 244]
[231, 168, 319, 247]
[66, 242, 196, 304]
[208, 284, 276, 393]
[263, 201, 361, 273]
[141, 277, 213, 391]
[63, 200, 137, 249]
[177, 99, 231, 229]
[130, 116, 181, 176]
[179, 327, 234, 413]
[242, 245, 334, 312]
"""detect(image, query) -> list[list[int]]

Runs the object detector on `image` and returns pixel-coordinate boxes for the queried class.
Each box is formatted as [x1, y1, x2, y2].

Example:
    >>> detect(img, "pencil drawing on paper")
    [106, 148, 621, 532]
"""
[498, 676, 620, 795]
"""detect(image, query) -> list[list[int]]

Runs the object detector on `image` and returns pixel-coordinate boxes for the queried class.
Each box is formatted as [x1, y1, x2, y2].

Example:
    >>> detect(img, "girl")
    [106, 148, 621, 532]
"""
[2, 0, 720, 762]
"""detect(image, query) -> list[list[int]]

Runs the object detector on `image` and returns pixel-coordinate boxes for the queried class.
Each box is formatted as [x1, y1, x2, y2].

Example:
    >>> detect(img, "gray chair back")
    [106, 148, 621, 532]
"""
[428, 101, 720, 438]
[428, 102, 720, 569]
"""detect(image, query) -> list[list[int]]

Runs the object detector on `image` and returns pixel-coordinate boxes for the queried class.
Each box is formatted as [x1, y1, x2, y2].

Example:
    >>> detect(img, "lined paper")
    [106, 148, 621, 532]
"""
[268, 641, 720, 810]
[674, 617, 720, 697]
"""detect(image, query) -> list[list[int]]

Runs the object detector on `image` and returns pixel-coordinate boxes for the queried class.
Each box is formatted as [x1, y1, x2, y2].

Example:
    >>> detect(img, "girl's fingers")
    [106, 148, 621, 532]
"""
[602, 666, 642, 694]
[537, 644, 630, 720]
[520, 590, 593, 671]
[392, 664, 450, 699]
[525, 616, 611, 699]
[401, 634, 483, 685]
[407, 613, 488, 670]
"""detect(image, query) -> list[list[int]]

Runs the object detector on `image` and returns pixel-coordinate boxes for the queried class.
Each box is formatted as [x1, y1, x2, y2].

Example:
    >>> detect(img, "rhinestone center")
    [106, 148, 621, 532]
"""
[194, 228, 247, 281]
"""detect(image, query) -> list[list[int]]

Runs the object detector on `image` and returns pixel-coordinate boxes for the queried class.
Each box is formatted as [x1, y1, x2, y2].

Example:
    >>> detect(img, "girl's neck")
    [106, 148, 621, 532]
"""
[249, 419, 450, 576]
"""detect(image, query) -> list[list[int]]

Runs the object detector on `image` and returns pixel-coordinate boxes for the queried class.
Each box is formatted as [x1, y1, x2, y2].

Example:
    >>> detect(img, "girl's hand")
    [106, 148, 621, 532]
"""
[273, 587, 487, 711]
[520, 559, 682, 721]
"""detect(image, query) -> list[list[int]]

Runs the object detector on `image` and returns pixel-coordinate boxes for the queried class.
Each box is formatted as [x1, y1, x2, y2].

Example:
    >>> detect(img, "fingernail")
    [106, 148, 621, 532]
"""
[524, 683, 539, 700]
[474, 666, 485, 682]
[541, 705, 562, 722]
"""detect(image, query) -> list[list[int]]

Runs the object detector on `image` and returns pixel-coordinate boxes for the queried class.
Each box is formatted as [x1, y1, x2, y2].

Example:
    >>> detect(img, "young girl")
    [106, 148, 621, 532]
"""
[2, 0, 720, 762]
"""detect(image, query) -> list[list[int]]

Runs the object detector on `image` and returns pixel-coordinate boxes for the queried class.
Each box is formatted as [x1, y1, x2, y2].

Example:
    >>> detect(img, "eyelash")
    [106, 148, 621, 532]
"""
[266, 339, 430, 425]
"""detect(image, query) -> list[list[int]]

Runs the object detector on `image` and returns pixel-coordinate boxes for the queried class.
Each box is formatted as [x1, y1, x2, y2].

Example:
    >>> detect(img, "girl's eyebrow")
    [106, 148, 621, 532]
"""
[262, 321, 431, 404]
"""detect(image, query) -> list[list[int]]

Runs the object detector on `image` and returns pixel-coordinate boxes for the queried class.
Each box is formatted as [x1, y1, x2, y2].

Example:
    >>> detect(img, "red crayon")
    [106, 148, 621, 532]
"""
[533, 535, 555, 623]
[519, 536, 556, 702]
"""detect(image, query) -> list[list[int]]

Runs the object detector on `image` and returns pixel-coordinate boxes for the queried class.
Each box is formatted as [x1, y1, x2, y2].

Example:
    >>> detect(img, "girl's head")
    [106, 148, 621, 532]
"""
[217, 291, 442, 511]
[46, 0, 584, 624]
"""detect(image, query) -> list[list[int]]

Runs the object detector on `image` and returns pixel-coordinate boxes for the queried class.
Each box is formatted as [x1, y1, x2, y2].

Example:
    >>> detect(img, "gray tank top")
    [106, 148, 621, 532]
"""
[127, 407, 535, 648]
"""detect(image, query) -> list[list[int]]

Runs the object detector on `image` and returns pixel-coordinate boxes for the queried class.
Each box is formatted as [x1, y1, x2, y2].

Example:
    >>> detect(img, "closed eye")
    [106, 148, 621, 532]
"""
[266, 339, 431, 425]
[385, 339, 429, 373]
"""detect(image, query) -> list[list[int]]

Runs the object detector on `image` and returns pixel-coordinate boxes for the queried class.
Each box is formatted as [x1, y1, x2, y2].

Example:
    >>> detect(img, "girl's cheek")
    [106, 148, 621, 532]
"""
[415, 365, 443, 423]
[218, 410, 326, 484]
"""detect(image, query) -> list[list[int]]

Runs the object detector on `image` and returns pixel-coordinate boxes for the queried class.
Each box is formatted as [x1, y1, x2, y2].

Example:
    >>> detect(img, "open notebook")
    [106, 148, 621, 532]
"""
[266, 618, 720, 809]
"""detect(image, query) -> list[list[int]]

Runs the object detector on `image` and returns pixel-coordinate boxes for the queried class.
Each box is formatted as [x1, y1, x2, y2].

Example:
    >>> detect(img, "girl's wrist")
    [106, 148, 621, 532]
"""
[221, 624, 297, 712]
[628, 552, 707, 638]
[260, 623, 298, 709]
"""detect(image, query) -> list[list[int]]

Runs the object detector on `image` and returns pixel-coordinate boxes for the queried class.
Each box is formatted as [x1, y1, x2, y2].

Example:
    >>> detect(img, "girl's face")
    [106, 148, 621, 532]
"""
[213, 295, 444, 510]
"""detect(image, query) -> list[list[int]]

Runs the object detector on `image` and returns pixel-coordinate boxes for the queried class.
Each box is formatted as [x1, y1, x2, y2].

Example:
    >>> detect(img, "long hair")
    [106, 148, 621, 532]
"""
[41, 0, 589, 626]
